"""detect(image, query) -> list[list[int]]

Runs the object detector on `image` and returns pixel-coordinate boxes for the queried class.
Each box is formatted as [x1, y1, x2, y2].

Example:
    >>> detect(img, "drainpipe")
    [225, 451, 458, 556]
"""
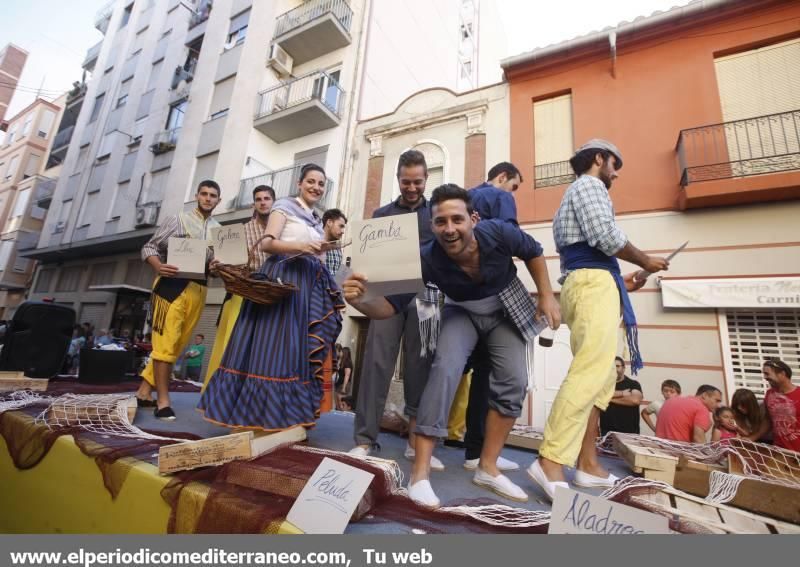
[609, 31, 617, 79]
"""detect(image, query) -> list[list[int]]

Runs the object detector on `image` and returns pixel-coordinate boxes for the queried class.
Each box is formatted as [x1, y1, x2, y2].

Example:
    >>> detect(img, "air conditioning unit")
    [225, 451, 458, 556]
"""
[267, 43, 293, 76]
[135, 204, 160, 228]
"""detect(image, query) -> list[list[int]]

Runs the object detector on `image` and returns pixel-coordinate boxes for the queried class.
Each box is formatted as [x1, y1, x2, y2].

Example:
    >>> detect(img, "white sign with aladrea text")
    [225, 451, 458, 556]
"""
[167, 237, 208, 279]
[211, 224, 248, 266]
[349, 213, 423, 300]
[286, 457, 375, 534]
[549, 486, 670, 534]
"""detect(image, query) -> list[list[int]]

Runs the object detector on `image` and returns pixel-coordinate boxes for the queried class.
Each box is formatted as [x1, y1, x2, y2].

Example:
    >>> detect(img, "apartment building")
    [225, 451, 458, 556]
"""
[0, 96, 64, 318]
[24, 0, 499, 371]
[0, 44, 29, 125]
[500, 0, 800, 422]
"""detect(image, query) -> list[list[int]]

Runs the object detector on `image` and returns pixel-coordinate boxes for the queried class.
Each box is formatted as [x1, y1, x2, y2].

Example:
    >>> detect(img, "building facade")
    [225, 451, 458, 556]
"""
[501, 0, 800, 418]
[25, 0, 495, 372]
[0, 97, 64, 318]
[0, 44, 29, 126]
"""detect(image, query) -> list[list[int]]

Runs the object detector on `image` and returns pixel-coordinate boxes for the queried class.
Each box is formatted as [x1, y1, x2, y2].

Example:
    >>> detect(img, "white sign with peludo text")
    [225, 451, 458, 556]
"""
[286, 457, 375, 534]
[211, 224, 248, 266]
[349, 214, 422, 300]
[549, 486, 670, 534]
[167, 237, 207, 280]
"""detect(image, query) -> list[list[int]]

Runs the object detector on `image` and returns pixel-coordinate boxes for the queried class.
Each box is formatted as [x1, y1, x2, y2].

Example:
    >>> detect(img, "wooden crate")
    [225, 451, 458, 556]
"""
[613, 435, 679, 482]
[507, 427, 543, 451]
[630, 486, 800, 534]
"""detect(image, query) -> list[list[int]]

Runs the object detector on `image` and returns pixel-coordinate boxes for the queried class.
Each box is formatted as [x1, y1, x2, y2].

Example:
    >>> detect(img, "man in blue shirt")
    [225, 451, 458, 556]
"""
[343, 184, 561, 508]
[349, 150, 445, 471]
[457, 162, 524, 473]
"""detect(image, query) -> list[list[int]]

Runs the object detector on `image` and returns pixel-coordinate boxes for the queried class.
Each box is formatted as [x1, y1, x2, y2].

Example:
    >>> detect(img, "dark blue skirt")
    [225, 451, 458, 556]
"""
[198, 254, 344, 431]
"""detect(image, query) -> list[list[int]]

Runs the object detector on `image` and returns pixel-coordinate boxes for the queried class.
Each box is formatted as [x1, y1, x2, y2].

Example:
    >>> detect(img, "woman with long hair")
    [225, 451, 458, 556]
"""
[199, 164, 344, 432]
[731, 388, 767, 440]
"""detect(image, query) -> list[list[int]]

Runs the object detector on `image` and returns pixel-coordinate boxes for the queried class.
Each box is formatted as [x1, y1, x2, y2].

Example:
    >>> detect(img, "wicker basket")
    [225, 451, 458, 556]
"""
[215, 234, 297, 305]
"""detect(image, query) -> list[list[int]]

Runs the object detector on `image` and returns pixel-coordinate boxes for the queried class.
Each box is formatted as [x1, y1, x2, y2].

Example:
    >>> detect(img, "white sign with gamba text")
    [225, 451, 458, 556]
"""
[211, 224, 248, 266]
[286, 457, 375, 534]
[549, 486, 669, 534]
[349, 213, 423, 299]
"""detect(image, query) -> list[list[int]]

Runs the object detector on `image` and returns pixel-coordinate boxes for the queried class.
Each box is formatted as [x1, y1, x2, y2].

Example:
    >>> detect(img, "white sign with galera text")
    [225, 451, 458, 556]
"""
[211, 224, 248, 266]
[349, 214, 423, 300]
[549, 486, 670, 534]
[286, 457, 375, 534]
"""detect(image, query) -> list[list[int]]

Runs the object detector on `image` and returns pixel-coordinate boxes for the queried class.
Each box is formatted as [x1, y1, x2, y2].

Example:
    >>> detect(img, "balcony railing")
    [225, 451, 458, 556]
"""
[189, 0, 213, 29]
[274, 0, 353, 37]
[52, 125, 75, 151]
[534, 160, 575, 188]
[255, 71, 345, 120]
[235, 165, 336, 211]
[677, 110, 800, 186]
[83, 41, 102, 69]
[94, 0, 115, 33]
[150, 127, 181, 154]
[33, 176, 57, 210]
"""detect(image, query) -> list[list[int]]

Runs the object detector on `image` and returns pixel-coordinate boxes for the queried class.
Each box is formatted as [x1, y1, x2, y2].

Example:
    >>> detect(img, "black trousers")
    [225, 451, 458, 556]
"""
[464, 341, 491, 460]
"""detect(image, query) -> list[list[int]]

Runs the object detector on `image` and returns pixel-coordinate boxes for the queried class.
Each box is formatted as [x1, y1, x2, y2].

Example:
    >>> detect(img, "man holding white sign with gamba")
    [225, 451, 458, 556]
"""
[343, 184, 561, 507]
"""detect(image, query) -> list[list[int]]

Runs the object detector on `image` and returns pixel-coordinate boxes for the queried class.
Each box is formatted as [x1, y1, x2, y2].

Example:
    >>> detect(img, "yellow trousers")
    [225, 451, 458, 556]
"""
[447, 371, 472, 441]
[540, 269, 619, 467]
[141, 281, 206, 387]
[203, 294, 243, 391]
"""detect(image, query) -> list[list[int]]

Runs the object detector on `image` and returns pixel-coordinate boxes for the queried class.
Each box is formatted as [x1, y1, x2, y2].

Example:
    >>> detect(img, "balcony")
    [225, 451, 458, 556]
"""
[254, 71, 345, 142]
[234, 165, 336, 211]
[534, 160, 575, 189]
[51, 125, 75, 153]
[83, 41, 102, 71]
[677, 110, 800, 209]
[28, 176, 57, 210]
[150, 127, 181, 155]
[94, 0, 115, 34]
[186, 0, 213, 44]
[273, 0, 353, 66]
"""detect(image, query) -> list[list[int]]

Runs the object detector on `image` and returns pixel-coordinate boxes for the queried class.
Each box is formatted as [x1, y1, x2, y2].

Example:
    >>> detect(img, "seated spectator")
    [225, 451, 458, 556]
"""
[761, 358, 799, 453]
[731, 388, 769, 441]
[95, 329, 113, 347]
[641, 379, 681, 432]
[656, 384, 721, 443]
[711, 406, 738, 442]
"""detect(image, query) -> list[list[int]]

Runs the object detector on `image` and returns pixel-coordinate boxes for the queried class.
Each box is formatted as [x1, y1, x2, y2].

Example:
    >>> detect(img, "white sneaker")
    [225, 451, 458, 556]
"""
[404, 444, 445, 471]
[407, 479, 441, 508]
[573, 469, 619, 488]
[526, 459, 569, 502]
[348, 445, 370, 457]
[472, 468, 528, 502]
[463, 455, 520, 472]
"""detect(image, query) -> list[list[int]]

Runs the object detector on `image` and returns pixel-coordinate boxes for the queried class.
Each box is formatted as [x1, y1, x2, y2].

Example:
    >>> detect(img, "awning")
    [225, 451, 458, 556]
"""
[88, 284, 151, 294]
[660, 276, 800, 309]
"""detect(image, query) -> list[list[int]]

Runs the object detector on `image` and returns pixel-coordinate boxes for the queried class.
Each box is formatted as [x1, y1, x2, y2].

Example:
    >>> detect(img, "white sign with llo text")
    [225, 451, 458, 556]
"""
[549, 486, 670, 534]
[349, 213, 423, 300]
[167, 237, 208, 280]
[286, 457, 375, 534]
[211, 224, 248, 266]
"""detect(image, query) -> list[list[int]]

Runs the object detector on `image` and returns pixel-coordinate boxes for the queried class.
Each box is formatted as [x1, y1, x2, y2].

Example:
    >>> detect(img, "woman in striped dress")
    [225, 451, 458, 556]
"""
[199, 164, 344, 431]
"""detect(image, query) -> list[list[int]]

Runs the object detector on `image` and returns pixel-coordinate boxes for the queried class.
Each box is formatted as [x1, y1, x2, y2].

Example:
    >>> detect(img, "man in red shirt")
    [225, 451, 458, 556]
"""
[656, 385, 721, 443]
[762, 359, 800, 453]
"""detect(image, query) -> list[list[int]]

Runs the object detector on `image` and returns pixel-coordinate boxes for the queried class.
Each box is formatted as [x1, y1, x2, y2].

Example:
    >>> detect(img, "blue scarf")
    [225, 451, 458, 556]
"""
[271, 197, 324, 239]
[561, 242, 643, 374]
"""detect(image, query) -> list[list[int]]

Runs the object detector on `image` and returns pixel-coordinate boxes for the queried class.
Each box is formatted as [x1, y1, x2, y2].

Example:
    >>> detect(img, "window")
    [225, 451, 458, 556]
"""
[23, 154, 41, 179]
[56, 266, 82, 292]
[166, 99, 187, 131]
[533, 93, 575, 188]
[4, 155, 20, 181]
[38, 110, 55, 138]
[78, 190, 100, 227]
[116, 79, 132, 108]
[147, 61, 163, 92]
[34, 268, 55, 293]
[120, 4, 132, 29]
[21, 114, 33, 137]
[6, 124, 18, 145]
[209, 77, 234, 120]
[10, 188, 31, 219]
[54, 199, 73, 233]
[89, 262, 116, 286]
[723, 309, 800, 399]
[89, 93, 106, 123]
[110, 181, 131, 219]
[0, 241, 13, 271]
[226, 9, 250, 48]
